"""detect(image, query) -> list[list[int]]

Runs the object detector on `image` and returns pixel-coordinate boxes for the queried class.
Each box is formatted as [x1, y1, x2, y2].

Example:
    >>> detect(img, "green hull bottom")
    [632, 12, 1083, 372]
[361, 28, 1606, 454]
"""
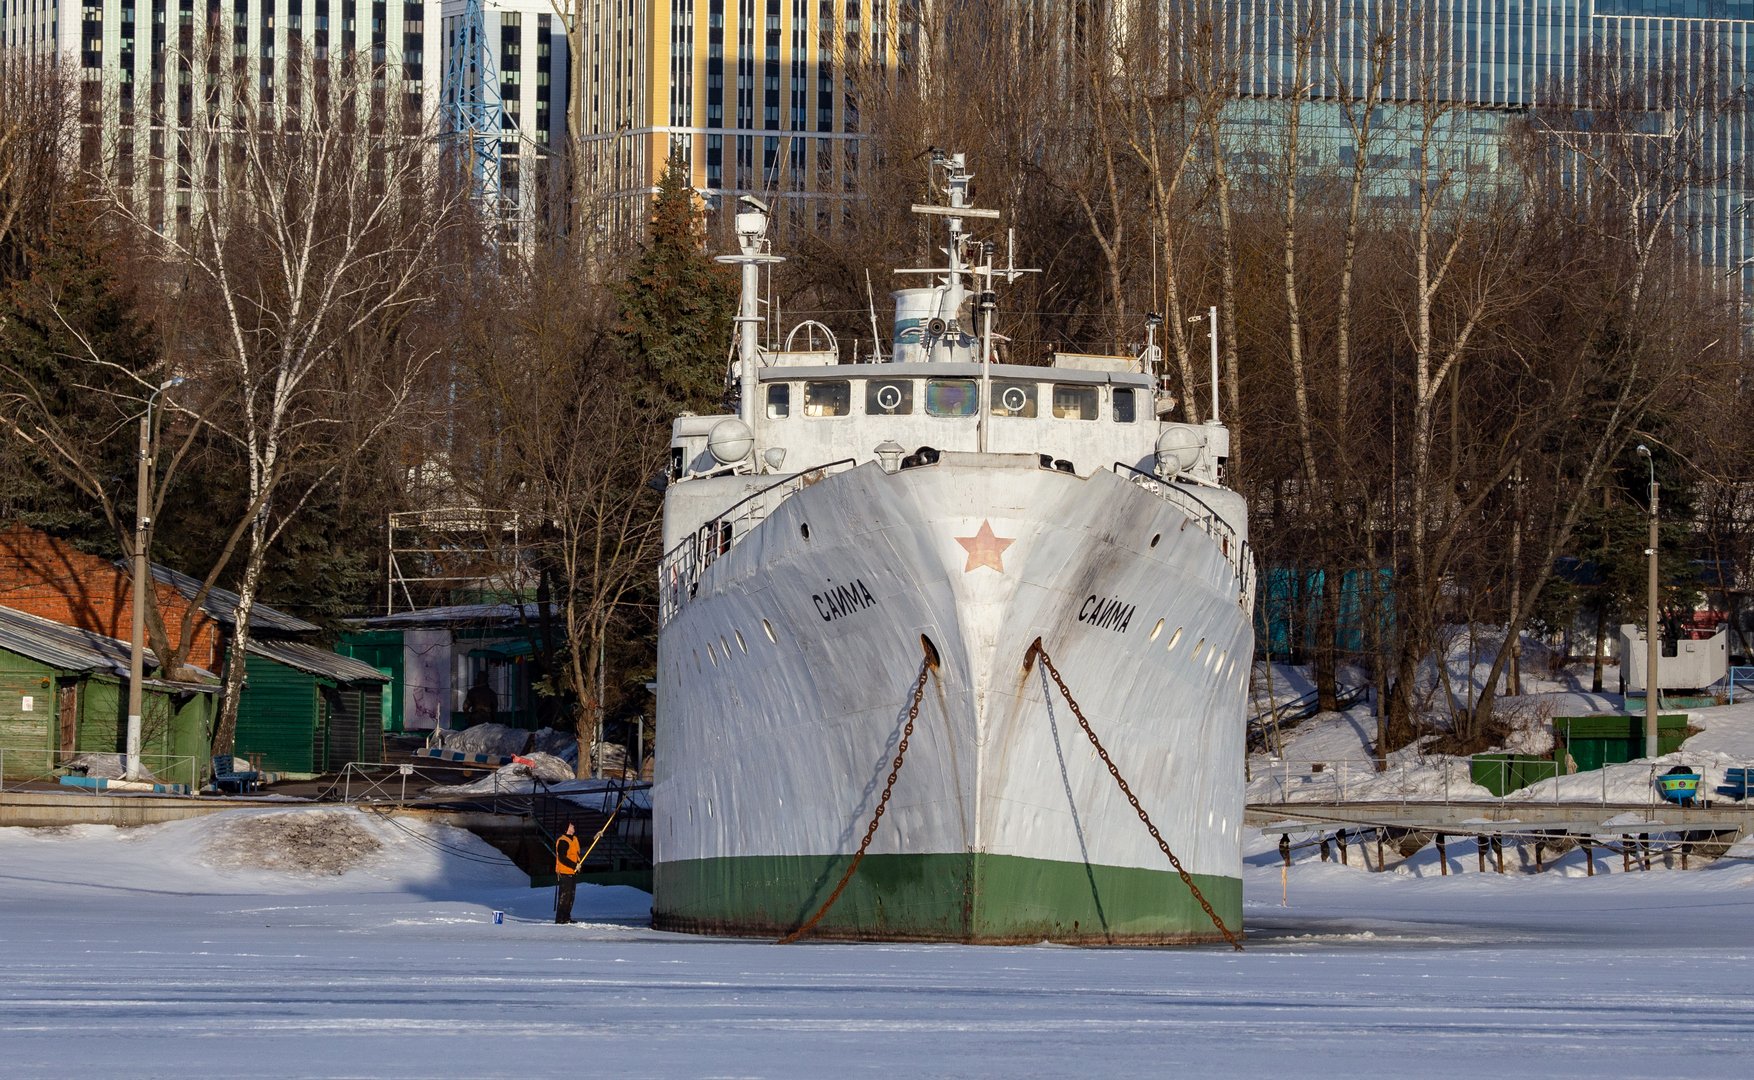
[653, 852, 1242, 945]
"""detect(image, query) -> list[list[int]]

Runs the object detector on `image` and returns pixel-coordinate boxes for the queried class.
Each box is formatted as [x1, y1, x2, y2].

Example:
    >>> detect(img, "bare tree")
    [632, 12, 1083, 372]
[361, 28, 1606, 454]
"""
[1467, 39, 1749, 730]
[103, 54, 463, 751]
[459, 244, 667, 776]
[0, 48, 72, 281]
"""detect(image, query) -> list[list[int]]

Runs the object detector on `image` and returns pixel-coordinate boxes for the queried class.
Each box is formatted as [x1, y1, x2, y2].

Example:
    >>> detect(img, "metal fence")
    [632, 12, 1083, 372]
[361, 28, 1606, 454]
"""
[322, 760, 533, 812]
[0, 746, 201, 793]
[1252, 756, 1746, 810]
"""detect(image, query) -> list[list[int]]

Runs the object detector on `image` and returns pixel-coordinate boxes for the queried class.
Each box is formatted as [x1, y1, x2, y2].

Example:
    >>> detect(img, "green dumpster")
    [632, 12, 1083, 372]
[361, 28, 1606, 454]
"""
[1552, 715, 1688, 772]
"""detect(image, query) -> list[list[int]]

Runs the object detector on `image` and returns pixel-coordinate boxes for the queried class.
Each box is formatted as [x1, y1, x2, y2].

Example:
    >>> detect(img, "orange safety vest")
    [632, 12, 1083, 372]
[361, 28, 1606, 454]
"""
[555, 833, 581, 876]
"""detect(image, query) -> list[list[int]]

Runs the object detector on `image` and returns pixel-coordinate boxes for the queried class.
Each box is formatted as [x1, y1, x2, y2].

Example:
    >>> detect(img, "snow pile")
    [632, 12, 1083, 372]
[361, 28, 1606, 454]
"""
[202, 808, 383, 876]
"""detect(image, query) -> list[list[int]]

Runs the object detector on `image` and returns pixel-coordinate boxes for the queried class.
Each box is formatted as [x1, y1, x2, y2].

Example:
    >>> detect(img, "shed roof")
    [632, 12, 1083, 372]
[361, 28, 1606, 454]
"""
[146, 564, 321, 635]
[247, 638, 390, 684]
[352, 602, 549, 630]
[0, 604, 219, 689]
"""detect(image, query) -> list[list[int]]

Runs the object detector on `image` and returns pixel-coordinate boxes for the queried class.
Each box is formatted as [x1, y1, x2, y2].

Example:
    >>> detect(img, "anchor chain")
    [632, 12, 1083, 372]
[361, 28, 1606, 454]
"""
[779, 656, 934, 944]
[1028, 639, 1245, 951]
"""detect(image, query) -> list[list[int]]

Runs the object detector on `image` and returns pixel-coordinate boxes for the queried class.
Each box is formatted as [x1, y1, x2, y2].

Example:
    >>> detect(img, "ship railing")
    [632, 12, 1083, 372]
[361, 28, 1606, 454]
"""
[1111, 461, 1257, 606]
[659, 458, 858, 624]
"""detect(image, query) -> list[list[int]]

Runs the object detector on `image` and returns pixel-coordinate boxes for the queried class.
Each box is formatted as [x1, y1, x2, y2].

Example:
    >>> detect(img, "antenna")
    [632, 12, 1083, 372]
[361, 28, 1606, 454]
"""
[1187, 306, 1220, 424]
[866, 269, 885, 362]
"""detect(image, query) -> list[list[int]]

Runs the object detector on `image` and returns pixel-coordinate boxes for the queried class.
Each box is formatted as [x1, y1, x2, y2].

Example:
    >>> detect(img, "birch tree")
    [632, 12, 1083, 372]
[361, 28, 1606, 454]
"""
[105, 55, 463, 751]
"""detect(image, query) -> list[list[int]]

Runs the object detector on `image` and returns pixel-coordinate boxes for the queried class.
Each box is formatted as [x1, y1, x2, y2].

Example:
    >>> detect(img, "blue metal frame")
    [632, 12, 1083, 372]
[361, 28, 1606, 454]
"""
[1728, 666, 1754, 703]
[445, 0, 504, 210]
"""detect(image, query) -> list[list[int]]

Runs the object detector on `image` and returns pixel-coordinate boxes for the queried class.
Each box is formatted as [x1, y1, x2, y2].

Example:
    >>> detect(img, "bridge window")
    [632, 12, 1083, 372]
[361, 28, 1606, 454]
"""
[989, 380, 1037, 418]
[766, 383, 790, 419]
[1113, 387, 1137, 423]
[1052, 384, 1098, 420]
[925, 378, 977, 418]
[803, 380, 850, 417]
[866, 378, 913, 415]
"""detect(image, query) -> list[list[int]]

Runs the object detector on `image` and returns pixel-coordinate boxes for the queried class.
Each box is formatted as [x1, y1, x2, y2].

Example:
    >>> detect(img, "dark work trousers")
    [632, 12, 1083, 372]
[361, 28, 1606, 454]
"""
[555, 872, 579, 924]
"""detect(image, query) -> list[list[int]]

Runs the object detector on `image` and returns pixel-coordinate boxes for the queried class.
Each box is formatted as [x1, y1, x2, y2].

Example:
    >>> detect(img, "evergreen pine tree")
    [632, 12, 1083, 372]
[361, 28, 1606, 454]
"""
[613, 148, 736, 414]
[0, 195, 157, 545]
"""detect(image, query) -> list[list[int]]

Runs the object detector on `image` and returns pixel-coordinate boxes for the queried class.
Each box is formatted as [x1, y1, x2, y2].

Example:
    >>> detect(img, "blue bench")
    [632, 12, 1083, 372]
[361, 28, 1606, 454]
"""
[1717, 767, 1752, 801]
[211, 755, 261, 794]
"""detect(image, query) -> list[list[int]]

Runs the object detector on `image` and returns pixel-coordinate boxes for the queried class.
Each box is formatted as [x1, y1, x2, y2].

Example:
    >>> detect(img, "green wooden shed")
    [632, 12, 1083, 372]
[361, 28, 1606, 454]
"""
[0, 605, 218, 789]
[232, 639, 390, 777]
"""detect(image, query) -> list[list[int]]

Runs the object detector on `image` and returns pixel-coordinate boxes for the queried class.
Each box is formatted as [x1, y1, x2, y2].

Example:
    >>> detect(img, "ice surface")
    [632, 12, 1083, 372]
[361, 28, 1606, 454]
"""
[1, 808, 1751, 1078]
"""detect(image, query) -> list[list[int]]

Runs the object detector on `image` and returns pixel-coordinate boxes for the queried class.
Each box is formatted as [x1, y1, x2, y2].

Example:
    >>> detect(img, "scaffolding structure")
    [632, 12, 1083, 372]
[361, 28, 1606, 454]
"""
[385, 508, 523, 615]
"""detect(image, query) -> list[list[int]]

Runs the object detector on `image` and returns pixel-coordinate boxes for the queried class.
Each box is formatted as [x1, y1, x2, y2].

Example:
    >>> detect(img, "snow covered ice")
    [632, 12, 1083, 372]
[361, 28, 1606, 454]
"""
[2, 804, 1752, 1078]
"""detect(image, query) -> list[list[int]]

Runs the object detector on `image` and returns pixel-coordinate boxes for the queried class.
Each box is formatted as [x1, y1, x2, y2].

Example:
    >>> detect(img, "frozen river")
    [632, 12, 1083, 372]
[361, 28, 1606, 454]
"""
[1, 808, 1750, 1078]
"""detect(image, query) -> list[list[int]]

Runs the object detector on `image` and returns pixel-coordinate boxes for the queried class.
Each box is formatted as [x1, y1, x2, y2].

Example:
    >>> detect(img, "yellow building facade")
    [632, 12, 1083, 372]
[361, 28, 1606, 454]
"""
[578, 0, 897, 227]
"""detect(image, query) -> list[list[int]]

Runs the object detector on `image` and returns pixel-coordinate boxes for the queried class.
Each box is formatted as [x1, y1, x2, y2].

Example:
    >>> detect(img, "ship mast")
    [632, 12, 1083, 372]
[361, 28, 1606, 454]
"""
[715, 196, 785, 421]
[906, 152, 1005, 447]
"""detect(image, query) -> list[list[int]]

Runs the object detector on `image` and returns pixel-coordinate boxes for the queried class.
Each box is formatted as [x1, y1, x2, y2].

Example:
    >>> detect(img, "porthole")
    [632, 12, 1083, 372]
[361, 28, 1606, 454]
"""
[720, 636, 732, 659]
[1149, 618, 1165, 642]
[1166, 627, 1183, 653]
[801, 522, 811, 540]
[762, 619, 777, 643]
[1192, 638, 1205, 660]
[1149, 533, 1161, 549]
[707, 645, 718, 666]
[735, 629, 748, 654]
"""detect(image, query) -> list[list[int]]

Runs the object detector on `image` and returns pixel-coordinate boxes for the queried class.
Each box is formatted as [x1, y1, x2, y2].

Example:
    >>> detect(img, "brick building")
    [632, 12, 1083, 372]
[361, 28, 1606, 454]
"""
[0, 524, 389, 777]
[0, 525, 220, 674]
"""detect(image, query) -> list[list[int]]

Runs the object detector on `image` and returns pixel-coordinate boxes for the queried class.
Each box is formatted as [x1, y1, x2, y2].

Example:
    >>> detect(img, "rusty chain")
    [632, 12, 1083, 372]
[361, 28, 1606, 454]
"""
[778, 657, 933, 944]
[1029, 639, 1245, 951]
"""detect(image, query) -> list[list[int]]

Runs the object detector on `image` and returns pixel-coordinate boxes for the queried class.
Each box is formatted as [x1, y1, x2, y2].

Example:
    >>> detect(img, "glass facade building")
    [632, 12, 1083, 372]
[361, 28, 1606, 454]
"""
[1213, 0, 1752, 293]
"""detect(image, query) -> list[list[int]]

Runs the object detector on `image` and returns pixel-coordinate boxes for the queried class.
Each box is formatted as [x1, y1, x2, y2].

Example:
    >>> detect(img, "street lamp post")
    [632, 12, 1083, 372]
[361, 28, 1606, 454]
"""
[125, 377, 184, 782]
[1637, 443, 1659, 760]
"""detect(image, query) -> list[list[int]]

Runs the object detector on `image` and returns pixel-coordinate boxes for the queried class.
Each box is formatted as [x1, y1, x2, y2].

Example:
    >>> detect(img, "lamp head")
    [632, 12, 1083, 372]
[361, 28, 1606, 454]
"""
[1636, 443, 1650, 457]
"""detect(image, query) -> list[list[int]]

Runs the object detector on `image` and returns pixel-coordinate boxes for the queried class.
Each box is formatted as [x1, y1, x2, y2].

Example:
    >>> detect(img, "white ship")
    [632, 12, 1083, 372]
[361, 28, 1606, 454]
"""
[652, 153, 1255, 944]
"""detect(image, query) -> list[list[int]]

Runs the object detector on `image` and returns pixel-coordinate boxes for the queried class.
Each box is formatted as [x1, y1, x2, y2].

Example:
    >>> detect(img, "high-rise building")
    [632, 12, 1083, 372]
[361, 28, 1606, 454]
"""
[439, 0, 569, 226]
[3, 0, 445, 233]
[573, 0, 897, 231]
[1211, 0, 1752, 293]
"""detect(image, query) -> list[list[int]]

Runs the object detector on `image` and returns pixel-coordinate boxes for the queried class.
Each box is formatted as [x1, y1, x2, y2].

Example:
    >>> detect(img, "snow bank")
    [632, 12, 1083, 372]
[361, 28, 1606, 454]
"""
[0, 806, 529, 898]
[202, 807, 383, 875]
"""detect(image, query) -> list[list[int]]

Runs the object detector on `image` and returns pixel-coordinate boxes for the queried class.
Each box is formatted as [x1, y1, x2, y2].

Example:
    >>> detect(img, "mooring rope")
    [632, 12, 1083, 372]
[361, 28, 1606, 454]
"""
[1027, 638, 1245, 951]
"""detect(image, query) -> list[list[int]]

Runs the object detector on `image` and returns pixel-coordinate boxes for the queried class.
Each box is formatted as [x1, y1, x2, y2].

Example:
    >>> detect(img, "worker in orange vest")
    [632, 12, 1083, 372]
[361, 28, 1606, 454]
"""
[554, 822, 581, 924]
